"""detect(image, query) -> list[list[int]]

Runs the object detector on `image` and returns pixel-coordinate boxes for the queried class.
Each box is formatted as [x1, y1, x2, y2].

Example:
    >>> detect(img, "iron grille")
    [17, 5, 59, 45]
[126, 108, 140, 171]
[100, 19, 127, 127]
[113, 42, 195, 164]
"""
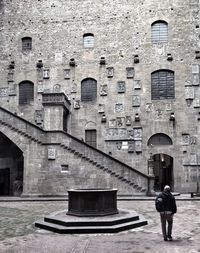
[81, 79, 97, 102]
[151, 22, 168, 44]
[19, 82, 34, 105]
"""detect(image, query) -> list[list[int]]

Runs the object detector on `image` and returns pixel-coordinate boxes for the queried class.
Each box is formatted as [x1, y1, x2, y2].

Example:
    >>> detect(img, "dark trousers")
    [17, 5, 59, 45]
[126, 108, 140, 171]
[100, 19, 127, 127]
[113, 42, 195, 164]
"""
[160, 212, 173, 239]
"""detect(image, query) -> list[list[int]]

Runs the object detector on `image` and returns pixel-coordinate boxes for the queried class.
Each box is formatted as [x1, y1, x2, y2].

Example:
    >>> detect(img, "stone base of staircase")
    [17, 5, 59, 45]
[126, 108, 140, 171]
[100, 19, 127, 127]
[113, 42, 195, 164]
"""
[35, 209, 148, 234]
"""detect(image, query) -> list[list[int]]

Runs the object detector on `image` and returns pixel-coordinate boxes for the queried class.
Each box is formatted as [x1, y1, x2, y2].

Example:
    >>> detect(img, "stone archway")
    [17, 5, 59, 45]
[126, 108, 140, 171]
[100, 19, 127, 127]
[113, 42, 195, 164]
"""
[153, 153, 174, 192]
[0, 131, 24, 196]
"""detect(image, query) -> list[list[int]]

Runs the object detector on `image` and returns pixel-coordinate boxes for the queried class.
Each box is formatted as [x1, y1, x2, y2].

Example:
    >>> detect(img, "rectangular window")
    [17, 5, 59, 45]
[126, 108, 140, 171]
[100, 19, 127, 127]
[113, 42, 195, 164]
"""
[85, 130, 97, 148]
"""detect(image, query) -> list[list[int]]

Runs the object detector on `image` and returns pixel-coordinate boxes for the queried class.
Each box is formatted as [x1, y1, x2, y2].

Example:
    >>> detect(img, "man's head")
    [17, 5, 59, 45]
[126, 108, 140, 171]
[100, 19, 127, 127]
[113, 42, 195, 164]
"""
[164, 185, 171, 192]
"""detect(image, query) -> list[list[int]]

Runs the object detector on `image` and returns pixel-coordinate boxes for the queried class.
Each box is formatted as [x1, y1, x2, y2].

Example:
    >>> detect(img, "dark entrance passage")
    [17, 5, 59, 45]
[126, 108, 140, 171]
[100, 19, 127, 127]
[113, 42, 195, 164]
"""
[0, 132, 24, 196]
[153, 154, 174, 191]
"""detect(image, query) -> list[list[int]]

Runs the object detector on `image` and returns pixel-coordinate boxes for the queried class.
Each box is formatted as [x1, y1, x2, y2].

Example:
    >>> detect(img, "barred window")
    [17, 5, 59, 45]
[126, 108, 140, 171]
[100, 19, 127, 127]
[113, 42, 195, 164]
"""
[151, 21, 168, 44]
[151, 70, 175, 100]
[22, 37, 32, 51]
[85, 130, 97, 148]
[83, 33, 94, 48]
[148, 133, 173, 146]
[81, 78, 97, 102]
[19, 81, 34, 105]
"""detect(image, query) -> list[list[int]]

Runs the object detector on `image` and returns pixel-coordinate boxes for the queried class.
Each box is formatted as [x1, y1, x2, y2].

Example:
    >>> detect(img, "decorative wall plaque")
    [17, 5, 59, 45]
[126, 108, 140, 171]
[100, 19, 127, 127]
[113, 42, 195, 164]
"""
[132, 95, 141, 107]
[128, 141, 134, 153]
[71, 82, 77, 93]
[121, 141, 128, 150]
[185, 86, 194, 99]
[182, 134, 190, 145]
[64, 69, 70, 79]
[100, 84, 108, 96]
[0, 87, 8, 97]
[134, 128, 142, 140]
[109, 119, 116, 128]
[125, 116, 131, 126]
[192, 74, 199, 86]
[133, 80, 141, 90]
[126, 67, 135, 78]
[43, 69, 50, 79]
[35, 110, 44, 126]
[115, 103, 124, 113]
[48, 148, 56, 160]
[117, 81, 126, 93]
[37, 81, 44, 93]
[145, 103, 153, 112]
[74, 100, 80, 109]
[98, 104, 105, 113]
[165, 103, 172, 111]
[107, 67, 114, 78]
[135, 140, 142, 152]
[53, 84, 61, 93]
[116, 141, 122, 150]
[127, 129, 134, 139]
[116, 117, 125, 128]
[8, 84, 17, 96]
[8, 71, 14, 82]
[193, 98, 200, 108]
[192, 64, 199, 74]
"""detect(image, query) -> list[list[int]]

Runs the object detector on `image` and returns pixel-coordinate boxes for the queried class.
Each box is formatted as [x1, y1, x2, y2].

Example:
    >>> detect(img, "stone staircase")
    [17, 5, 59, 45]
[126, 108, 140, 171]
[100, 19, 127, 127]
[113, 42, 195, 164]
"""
[0, 107, 153, 195]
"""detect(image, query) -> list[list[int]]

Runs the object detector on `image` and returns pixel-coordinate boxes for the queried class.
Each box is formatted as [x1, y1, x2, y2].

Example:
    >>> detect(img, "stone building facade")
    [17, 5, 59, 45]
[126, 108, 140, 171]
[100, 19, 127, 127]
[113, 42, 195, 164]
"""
[0, 0, 199, 196]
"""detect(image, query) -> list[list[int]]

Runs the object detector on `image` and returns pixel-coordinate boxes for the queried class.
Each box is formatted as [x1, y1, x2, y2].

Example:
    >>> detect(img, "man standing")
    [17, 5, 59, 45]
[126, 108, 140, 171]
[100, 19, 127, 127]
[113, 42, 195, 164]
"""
[155, 185, 177, 241]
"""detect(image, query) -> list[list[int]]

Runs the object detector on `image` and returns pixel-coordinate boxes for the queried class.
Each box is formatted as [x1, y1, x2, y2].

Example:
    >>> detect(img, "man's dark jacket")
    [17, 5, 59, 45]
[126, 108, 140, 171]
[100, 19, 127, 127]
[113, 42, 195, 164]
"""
[155, 191, 177, 213]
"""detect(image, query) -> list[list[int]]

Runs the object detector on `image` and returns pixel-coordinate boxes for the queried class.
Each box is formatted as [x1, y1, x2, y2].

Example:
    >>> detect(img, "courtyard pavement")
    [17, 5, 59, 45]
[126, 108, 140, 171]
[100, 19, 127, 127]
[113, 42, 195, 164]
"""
[0, 196, 199, 253]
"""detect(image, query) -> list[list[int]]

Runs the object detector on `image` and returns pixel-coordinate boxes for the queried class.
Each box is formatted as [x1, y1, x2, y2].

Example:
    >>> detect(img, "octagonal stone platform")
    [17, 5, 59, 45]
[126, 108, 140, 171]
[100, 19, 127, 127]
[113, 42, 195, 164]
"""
[35, 209, 148, 234]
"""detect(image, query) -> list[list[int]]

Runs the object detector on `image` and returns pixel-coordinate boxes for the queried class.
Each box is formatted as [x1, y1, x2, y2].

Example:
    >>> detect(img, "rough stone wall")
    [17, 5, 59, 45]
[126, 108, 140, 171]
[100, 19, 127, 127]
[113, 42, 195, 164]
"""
[0, 0, 200, 193]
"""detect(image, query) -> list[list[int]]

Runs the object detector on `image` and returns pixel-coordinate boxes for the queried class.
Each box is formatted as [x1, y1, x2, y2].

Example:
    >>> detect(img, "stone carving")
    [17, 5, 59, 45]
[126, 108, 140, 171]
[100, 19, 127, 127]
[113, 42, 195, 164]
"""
[128, 141, 134, 153]
[107, 67, 114, 78]
[48, 148, 56, 160]
[53, 84, 61, 93]
[116, 117, 125, 128]
[133, 80, 141, 90]
[190, 153, 198, 165]
[125, 116, 131, 126]
[35, 110, 44, 126]
[134, 128, 142, 140]
[193, 98, 200, 108]
[135, 140, 142, 152]
[126, 67, 135, 78]
[192, 64, 199, 74]
[0, 87, 8, 97]
[8, 84, 17, 96]
[121, 141, 128, 150]
[43, 69, 50, 79]
[8, 70, 14, 82]
[101, 114, 106, 122]
[71, 82, 77, 93]
[190, 136, 197, 145]
[132, 95, 141, 107]
[185, 86, 194, 99]
[105, 129, 127, 140]
[74, 100, 80, 109]
[100, 84, 108, 96]
[98, 104, 105, 113]
[37, 81, 44, 93]
[145, 103, 153, 112]
[165, 104, 172, 111]
[182, 134, 190, 145]
[108, 119, 116, 128]
[115, 103, 124, 113]
[64, 69, 70, 79]
[117, 81, 126, 93]
[127, 129, 134, 139]
[192, 74, 199, 86]
[116, 141, 122, 150]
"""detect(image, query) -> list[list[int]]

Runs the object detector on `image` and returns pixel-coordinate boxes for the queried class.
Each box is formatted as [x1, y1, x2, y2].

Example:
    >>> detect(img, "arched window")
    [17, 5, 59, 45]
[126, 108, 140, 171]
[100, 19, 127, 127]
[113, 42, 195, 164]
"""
[81, 78, 97, 102]
[83, 33, 94, 48]
[22, 37, 32, 51]
[151, 21, 168, 44]
[151, 70, 175, 100]
[19, 81, 34, 105]
[148, 133, 173, 146]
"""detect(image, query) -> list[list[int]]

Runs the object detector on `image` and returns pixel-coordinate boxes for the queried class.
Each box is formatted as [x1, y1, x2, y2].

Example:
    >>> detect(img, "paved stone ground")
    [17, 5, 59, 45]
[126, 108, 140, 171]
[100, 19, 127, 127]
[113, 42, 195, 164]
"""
[0, 200, 199, 253]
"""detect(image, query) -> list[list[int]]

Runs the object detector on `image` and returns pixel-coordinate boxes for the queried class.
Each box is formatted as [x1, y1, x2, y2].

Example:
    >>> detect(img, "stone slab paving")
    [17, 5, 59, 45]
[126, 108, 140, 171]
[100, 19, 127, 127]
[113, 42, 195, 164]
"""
[0, 200, 199, 253]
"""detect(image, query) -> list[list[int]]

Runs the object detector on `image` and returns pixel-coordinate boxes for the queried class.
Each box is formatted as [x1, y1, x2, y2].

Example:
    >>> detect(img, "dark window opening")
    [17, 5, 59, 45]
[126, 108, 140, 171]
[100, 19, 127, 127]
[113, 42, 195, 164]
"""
[22, 37, 32, 50]
[19, 81, 34, 105]
[81, 78, 97, 102]
[85, 130, 97, 148]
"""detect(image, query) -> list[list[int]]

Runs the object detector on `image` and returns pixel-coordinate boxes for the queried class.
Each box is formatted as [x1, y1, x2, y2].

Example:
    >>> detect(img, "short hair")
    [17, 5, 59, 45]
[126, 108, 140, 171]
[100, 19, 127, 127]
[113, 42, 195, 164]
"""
[164, 185, 171, 191]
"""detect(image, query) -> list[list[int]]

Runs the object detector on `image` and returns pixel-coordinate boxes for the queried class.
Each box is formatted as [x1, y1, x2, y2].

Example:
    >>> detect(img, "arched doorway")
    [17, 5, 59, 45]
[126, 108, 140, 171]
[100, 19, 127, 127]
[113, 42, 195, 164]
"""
[0, 132, 24, 196]
[153, 154, 174, 192]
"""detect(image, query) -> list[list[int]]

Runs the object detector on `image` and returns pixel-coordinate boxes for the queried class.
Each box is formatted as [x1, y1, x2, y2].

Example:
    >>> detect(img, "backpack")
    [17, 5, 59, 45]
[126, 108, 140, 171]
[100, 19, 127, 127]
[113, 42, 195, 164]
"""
[155, 195, 164, 212]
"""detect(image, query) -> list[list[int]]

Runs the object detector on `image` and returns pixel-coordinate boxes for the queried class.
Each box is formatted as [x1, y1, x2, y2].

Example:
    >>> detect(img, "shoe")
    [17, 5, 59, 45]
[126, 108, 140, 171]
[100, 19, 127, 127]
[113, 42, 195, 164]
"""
[167, 236, 173, 241]
[164, 237, 168, 241]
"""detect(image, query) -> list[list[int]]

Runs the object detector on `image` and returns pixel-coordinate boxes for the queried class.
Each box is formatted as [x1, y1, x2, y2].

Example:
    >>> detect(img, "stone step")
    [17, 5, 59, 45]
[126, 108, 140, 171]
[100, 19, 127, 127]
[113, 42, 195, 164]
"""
[35, 212, 147, 234]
